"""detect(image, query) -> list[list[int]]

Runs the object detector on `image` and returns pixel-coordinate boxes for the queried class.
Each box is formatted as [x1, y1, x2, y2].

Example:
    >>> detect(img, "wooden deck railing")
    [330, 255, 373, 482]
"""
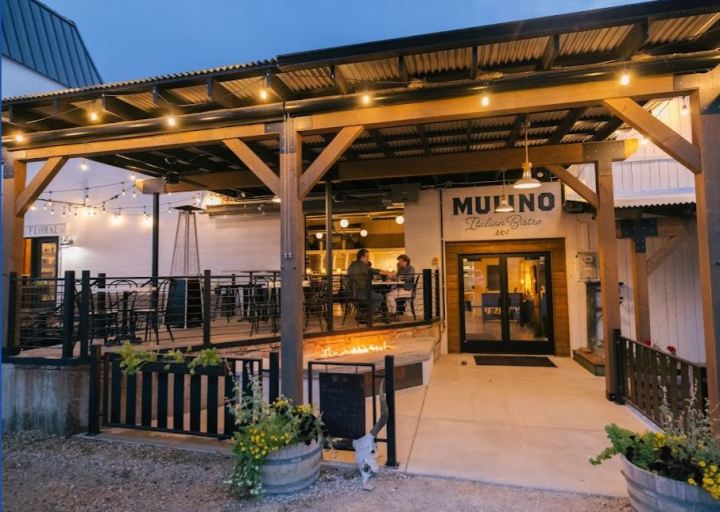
[614, 330, 707, 426]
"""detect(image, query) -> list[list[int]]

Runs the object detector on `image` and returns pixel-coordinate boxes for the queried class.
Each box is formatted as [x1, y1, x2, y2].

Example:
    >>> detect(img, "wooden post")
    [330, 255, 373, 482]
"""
[2, 160, 27, 347]
[629, 239, 651, 344]
[279, 117, 305, 404]
[689, 83, 720, 411]
[595, 157, 621, 400]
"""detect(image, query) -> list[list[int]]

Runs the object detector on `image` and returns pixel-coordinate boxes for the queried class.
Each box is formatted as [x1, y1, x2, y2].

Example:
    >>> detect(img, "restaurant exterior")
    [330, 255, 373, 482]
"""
[2, 0, 720, 442]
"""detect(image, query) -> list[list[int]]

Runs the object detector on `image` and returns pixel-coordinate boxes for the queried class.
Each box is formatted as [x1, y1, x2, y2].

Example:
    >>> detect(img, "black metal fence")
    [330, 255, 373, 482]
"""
[91, 351, 276, 439]
[6, 268, 441, 359]
[614, 330, 708, 426]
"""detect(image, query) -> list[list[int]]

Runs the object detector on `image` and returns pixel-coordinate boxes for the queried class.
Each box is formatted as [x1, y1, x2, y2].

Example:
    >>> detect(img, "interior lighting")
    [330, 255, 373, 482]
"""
[339, 218, 349, 228]
[360, 229, 368, 237]
[619, 71, 631, 86]
[315, 232, 324, 240]
[129, 173, 136, 181]
[395, 215, 405, 225]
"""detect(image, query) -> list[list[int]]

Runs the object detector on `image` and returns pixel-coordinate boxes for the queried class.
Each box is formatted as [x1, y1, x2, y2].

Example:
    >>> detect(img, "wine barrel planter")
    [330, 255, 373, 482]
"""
[621, 457, 719, 512]
[260, 439, 322, 495]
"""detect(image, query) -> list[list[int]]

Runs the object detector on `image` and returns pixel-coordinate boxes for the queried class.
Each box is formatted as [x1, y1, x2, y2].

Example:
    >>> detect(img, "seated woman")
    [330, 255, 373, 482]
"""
[386, 254, 416, 316]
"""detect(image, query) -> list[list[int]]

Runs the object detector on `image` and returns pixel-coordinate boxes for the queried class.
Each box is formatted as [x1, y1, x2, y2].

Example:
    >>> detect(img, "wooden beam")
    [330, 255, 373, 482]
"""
[602, 97, 701, 174]
[278, 117, 304, 403]
[416, 125, 431, 155]
[137, 172, 263, 193]
[299, 125, 364, 198]
[339, 139, 636, 181]
[545, 164, 598, 209]
[398, 55, 410, 83]
[368, 128, 394, 158]
[548, 107, 587, 144]
[265, 73, 294, 102]
[15, 157, 68, 216]
[328, 65, 349, 95]
[223, 138, 280, 196]
[540, 34, 560, 70]
[101, 95, 149, 120]
[13, 123, 271, 161]
[616, 20, 648, 60]
[299, 73, 685, 133]
[4, 160, 27, 275]
[595, 157, 621, 400]
[647, 236, 683, 275]
[506, 114, 527, 148]
[207, 79, 241, 109]
[629, 241, 652, 344]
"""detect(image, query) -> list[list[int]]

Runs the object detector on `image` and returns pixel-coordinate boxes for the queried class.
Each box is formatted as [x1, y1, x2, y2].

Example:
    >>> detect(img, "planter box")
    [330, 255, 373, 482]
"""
[261, 439, 322, 495]
[621, 457, 719, 512]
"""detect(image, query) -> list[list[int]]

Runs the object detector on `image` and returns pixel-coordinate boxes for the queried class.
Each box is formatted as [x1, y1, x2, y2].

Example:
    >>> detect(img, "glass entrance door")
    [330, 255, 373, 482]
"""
[460, 252, 554, 354]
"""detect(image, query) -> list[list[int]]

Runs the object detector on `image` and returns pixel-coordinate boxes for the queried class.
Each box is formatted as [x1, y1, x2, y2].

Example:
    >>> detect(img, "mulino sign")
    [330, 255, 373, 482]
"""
[441, 182, 564, 241]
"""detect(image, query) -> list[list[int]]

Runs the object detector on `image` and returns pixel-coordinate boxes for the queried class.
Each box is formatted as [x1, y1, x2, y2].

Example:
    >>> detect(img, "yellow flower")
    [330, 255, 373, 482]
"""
[700, 461, 707, 467]
[688, 478, 697, 486]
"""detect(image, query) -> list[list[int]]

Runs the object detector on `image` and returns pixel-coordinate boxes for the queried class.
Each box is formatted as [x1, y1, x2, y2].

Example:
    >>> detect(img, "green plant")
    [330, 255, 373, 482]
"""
[117, 342, 222, 375]
[591, 387, 720, 500]
[228, 378, 325, 496]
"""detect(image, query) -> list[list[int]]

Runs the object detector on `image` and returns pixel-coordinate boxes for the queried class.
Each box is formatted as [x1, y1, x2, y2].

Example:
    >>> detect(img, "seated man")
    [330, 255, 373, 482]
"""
[387, 254, 416, 316]
[347, 249, 384, 317]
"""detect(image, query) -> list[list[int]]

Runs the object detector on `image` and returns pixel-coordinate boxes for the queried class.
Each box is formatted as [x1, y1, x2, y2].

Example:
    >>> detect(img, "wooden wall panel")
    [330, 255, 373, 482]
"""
[444, 238, 570, 356]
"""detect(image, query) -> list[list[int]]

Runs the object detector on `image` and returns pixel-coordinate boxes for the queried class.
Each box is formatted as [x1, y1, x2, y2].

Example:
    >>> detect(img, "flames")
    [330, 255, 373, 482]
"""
[319, 341, 388, 359]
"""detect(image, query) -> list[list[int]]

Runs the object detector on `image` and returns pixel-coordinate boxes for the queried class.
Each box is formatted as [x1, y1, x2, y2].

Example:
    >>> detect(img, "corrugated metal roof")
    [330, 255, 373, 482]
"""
[1, 0, 102, 87]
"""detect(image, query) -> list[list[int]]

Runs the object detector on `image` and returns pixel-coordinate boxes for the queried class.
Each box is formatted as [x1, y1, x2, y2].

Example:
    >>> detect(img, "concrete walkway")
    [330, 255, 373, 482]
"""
[389, 354, 650, 497]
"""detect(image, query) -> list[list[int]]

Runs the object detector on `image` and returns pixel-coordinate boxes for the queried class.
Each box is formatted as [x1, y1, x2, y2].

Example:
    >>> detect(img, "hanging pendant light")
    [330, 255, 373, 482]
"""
[513, 121, 541, 190]
[495, 170, 515, 213]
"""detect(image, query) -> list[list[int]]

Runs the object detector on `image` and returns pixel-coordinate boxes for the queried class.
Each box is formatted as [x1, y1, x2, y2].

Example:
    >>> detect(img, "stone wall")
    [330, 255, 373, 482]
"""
[2, 363, 89, 436]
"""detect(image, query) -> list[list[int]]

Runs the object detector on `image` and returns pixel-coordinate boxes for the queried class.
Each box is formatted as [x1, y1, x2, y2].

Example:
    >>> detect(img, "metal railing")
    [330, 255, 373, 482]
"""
[614, 330, 708, 426]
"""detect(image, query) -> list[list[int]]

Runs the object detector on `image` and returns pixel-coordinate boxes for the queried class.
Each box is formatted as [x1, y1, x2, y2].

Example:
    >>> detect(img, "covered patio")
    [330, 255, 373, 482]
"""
[2, 0, 720, 424]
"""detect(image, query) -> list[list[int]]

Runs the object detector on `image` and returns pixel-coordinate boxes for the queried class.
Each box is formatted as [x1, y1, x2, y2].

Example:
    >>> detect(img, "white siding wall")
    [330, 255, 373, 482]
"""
[1, 57, 65, 98]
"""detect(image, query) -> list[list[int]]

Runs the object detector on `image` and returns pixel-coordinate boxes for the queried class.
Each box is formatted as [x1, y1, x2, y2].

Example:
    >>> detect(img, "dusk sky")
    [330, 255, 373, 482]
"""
[46, 0, 635, 83]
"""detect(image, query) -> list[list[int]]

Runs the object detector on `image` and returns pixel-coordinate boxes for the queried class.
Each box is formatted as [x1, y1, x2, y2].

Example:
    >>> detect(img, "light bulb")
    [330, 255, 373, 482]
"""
[80, 160, 89, 171]
[395, 215, 405, 225]
[122, 188, 126, 196]
[639, 135, 648, 146]
[88, 110, 99, 122]
[480, 94, 490, 107]
[361, 92, 371, 105]
[271, 195, 281, 203]
[129, 173, 136, 181]
[50, 207, 55, 215]
[30, 204, 37, 211]
[339, 218, 349, 228]
[315, 232, 324, 240]
[360, 229, 368, 237]
[14, 132, 25, 143]
[620, 72, 630, 86]
[166, 115, 177, 127]
[681, 100, 689, 116]
[144, 213, 152, 227]
[259, 88, 268, 101]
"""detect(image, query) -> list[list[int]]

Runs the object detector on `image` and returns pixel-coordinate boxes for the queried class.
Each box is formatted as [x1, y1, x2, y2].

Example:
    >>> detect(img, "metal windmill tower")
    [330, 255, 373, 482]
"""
[170, 206, 202, 276]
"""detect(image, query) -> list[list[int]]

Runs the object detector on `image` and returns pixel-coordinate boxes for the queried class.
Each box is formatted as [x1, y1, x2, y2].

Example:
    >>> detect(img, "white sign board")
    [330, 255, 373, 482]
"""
[24, 223, 67, 238]
[442, 182, 564, 241]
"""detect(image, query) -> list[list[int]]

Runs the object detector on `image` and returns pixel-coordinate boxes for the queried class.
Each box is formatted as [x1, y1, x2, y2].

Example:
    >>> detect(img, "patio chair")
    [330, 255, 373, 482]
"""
[395, 275, 420, 321]
[303, 277, 326, 331]
[132, 279, 175, 345]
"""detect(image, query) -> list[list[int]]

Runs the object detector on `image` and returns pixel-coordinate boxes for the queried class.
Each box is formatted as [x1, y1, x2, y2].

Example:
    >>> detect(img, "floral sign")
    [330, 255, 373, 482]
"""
[441, 182, 564, 241]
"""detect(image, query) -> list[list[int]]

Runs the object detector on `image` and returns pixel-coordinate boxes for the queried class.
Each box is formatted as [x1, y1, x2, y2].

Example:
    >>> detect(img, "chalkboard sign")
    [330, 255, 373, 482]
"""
[319, 372, 366, 441]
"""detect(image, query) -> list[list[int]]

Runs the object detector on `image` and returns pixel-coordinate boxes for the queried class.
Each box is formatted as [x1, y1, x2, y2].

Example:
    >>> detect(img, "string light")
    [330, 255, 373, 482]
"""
[620, 71, 631, 86]
[88, 110, 99, 122]
[14, 132, 25, 143]
[50, 205, 55, 215]
[62, 207, 66, 217]
[121, 187, 126, 196]
[166, 115, 177, 127]
[30, 204, 37, 211]
[84, 188, 90, 206]
[131, 186, 136, 198]
[315, 232, 324, 240]
[480, 93, 490, 107]
[48, 192, 53, 208]
[129, 173, 136, 181]
[259, 88, 269, 101]
[361, 92, 372, 105]
[143, 207, 152, 226]
[339, 218, 349, 228]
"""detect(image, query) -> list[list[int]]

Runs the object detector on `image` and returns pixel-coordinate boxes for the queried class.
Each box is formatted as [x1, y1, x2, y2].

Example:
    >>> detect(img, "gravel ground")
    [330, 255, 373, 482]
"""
[3, 431, 631, 512]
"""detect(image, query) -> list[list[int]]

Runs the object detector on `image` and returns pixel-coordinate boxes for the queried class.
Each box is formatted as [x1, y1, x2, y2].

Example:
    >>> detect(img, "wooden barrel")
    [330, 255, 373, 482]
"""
[621, 457, 718, 512]
[260, 439, 322, 495]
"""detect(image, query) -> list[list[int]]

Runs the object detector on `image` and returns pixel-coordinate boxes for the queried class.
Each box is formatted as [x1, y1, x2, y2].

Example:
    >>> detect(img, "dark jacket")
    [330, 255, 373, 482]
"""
[397, 265, 416, 291]
[347, 260, 379, 298]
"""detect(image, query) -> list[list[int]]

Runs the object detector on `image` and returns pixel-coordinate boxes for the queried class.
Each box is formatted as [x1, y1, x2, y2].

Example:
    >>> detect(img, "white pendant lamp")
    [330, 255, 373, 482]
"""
[494, 171, 515, 213]
[513, 121, 541, 190]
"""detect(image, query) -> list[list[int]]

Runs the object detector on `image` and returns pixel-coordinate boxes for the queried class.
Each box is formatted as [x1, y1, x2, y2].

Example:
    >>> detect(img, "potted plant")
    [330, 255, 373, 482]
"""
[228, 379, 326, 496]
[590, 389, 720, 511]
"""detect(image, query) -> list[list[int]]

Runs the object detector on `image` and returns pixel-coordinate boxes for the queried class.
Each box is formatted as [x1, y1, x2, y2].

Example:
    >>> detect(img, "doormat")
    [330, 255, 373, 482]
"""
[473, 355, 556, 367]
